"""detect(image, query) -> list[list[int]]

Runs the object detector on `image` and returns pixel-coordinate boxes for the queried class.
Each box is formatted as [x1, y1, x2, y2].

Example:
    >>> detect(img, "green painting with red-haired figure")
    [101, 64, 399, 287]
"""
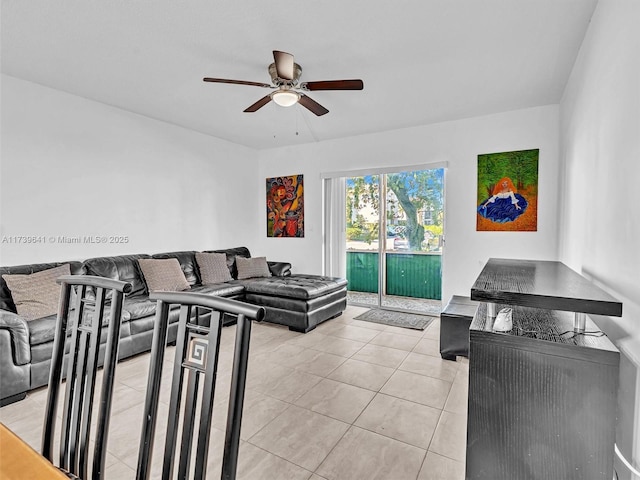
[267, 174, 304, 237]
[477, 149, 539, 231]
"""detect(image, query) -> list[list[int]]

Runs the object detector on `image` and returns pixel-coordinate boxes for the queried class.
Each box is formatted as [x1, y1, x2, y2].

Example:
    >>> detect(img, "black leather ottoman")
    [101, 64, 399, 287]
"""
[440, 295, 479, 361]
[242, 274, 348, 333]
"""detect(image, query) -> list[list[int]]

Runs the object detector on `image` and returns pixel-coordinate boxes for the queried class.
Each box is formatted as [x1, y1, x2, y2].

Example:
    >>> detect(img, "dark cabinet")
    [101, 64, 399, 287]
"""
[466, 259, 622, 480]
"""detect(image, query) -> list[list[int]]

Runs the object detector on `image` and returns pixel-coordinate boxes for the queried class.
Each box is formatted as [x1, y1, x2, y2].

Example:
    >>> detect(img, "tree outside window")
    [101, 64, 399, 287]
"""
[346, 169, 444, 252]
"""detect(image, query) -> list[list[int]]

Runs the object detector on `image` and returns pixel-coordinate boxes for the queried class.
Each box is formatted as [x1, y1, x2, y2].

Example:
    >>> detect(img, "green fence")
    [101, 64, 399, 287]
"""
[346, 251, 442, 300]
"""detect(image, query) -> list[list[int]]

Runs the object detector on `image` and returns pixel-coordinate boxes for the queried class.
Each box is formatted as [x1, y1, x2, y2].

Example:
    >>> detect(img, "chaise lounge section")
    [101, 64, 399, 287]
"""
[0, 246, 347, 405]
[242, 274, 348, 333]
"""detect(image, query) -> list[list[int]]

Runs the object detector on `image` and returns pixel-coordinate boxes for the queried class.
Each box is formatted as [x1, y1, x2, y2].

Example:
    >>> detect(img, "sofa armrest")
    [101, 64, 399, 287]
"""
[268, 261, 292, 277]
[0, 310, 31, 365]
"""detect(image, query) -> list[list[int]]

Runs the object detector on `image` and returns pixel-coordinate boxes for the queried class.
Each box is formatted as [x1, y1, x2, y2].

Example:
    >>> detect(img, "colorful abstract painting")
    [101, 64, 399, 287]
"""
[267, 174, 304, 237]
[477, 149, 539, 231]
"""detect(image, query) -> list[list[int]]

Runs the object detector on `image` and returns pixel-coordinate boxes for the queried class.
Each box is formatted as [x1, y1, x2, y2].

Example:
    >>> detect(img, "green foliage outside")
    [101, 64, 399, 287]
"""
[346, 175, 380, 244]
[346, 169, 444, 251]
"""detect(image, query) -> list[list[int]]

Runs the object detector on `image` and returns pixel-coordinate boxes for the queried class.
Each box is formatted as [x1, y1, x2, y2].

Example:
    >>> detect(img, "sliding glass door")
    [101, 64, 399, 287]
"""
[345, 175, 380, 304]
[345, 168, 444, 315]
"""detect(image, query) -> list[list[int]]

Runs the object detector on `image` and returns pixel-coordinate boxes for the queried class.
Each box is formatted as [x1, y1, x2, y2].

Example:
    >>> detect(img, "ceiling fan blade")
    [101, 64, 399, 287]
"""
[203, 78, 272, 88]
[243, 95, 272, 113]
[273, 50, 295, 80]
[300, 79, 364, 91]
[298, 94, 329, 116]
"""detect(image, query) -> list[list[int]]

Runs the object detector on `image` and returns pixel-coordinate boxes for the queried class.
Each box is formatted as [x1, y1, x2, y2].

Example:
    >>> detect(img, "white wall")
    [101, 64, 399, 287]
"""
[559, 0, 640, 335]
[559, 0, 640, 472]
[256, 105, 561, 305]
[0, 75, 258, 265]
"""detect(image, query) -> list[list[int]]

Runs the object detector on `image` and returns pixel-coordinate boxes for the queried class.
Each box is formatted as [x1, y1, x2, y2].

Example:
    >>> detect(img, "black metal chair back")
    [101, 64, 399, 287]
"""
[42, 275, 132, 480]
[136, 291, 265, 480]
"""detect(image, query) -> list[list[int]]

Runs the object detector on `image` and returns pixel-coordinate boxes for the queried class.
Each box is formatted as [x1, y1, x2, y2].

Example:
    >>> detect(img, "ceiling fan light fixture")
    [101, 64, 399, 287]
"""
[204, 50, 362, 116]
[271, 90, 300, 107]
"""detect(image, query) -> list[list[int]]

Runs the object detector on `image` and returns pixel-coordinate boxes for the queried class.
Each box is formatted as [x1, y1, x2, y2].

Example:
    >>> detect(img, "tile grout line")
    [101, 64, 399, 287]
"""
[3, 309, 467, 479]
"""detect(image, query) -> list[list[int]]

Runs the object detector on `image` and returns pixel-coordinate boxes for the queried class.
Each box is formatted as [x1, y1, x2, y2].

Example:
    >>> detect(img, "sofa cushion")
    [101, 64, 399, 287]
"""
[236, 256, 271, 280]
[124, 294, 199, 323]
[128, 305, 182, 337]
[123, 296, 157, 320]
[0, 261, 83, 313]
[2, 264, 71, 321]
[30, 321, 132, 365]
[204, 247, 251, 279]
[138, 258, 191, 293]
[243, 274, 348, 300]
[83, 254, 150, 298]
[196, 252, 233, 284]
[151, 251, 200, 286]
[26, 314, 57, 346]
[28, 307, 133, 347]
[189, 283, 246, 297]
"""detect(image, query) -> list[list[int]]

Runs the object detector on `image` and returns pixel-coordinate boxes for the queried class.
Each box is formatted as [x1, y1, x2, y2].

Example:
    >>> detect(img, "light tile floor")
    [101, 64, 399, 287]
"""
[0, 305, 468, 480]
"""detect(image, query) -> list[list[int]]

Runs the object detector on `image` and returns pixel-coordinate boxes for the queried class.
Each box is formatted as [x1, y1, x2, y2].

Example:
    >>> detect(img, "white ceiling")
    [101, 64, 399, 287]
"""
[1, 0, 597, 150]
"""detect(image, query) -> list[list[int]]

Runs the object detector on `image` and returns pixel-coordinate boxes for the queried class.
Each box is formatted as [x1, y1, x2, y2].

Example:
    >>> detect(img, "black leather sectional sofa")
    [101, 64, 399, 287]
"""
[0, 246, 347, 406]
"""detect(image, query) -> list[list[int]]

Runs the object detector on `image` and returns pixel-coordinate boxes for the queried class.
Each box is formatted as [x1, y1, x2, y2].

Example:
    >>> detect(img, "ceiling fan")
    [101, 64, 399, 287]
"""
[203, 50, 363, 116]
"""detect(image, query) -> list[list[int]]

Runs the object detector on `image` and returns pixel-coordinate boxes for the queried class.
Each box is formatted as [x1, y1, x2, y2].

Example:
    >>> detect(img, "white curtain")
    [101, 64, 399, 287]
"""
[323, 177, 346, 278]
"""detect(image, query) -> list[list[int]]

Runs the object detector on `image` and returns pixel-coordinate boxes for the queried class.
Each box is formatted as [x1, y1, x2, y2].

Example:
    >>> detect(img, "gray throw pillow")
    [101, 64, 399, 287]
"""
[235, 256, 272, 280]
[2, 264, 71, 320]
[138, 258, 190, 292]
[196, 252, 232, 284]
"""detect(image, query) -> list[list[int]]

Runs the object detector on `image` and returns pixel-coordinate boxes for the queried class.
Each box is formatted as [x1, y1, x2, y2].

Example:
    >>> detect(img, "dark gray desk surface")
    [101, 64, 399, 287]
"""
[470, 258, 622, 317]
